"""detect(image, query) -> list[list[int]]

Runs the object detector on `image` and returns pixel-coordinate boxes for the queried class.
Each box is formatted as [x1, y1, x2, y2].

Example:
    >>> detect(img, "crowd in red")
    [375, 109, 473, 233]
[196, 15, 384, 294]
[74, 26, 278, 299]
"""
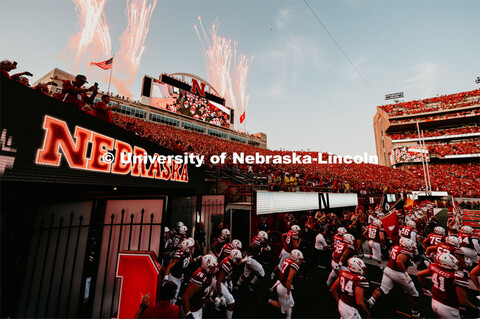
[380, 89, 480, 117]
[408, 163, 480, 198]
[387, 126, 480, 140]
[389, 108, 480, 124]
[427, 140, 480, 156]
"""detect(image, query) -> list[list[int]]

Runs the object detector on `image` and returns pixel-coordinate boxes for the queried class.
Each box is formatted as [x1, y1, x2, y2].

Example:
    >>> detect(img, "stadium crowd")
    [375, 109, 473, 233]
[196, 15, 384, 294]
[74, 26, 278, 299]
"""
[389, 109, 480, 124]
[379, 89, 480, 117]
[387, 126, 480, 140]
[427, 140, 480, 156]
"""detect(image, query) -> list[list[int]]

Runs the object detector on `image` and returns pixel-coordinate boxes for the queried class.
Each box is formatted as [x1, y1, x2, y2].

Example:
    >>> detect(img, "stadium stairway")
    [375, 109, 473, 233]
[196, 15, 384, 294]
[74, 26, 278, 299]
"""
[462, 209, 480, 236]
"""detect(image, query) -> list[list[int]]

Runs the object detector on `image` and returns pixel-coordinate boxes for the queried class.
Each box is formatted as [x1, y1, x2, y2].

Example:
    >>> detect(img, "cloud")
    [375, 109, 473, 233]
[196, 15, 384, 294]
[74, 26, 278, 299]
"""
[400, 62, 442, 97]
[276, 9, 293, 30]
[258, 33, 329, 97]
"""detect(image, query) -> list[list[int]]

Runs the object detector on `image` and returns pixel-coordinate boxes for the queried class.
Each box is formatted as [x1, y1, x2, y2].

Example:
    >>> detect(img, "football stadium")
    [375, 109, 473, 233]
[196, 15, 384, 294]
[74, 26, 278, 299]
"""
[1, 1, 479, 319]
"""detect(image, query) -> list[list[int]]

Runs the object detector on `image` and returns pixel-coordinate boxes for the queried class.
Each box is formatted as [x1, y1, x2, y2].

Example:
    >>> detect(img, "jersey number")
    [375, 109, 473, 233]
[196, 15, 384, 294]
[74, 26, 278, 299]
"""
[340, 277, 354, 294]
[431, 273, 445, 292]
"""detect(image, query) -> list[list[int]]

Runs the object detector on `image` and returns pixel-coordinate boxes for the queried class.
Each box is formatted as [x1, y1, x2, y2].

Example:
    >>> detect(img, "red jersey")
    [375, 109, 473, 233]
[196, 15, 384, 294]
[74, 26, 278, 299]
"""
[436, 243, 464, 257]
[61, 80, 87, 109]
[429, 263, 469, 308]
[170, 250, 191, 278]
[140, 302, 180, 318]
[218, 257, 234, 282]
[0, 69, 11, 79]
[189, 268, 213, 312]
[366, 225, 381, 242]
[426, 233, 444, 247]
[217, 235, 230, 246]
[250, 236, 267, 258]
[219, 243, 234, 260]
[279, 258, 300, 287]
[333, 234, 343, 248]
[400, 226, 415, 239]
[93, 101, 113, 123]
[386, 245, 413, 272]
[458, 233, 478, 249]
[171, 233, 186, 249]
[332, 242, 354, 264]
[338, 270, 369, 309]
[282, 231, 299, 253]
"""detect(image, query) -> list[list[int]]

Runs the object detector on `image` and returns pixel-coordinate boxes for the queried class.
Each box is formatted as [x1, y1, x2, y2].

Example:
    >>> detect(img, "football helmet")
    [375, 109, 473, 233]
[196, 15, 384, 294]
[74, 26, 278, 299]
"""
[348, 257, 367, 276]
[221, 229, 231, 238]
[400, 237, 416, 252]
[445, 236, 460, 248]
[258, 231, 268, 242]
[337, 227, 347, 235]
[290, 249, 304, 263]
[231, 239, 242, 250]
[202, 254, 218, 274]
[406, 221, 416, 229]
[229, 249, 243, 264]
[436, 253, 458, 271]
[461, 226, 473, 234]
[176, 221, 184, 228]
[180, 238, 194, 253]
[291, 225, 301, 234]
[342, 233, 355, 245]
[434, 226, 445, 236]
[178, 225, 188, 235]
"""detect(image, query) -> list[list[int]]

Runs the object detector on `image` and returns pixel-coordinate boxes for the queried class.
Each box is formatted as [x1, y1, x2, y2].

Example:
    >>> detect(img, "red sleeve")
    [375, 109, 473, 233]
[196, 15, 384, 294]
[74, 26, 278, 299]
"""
[0, 69, 11, 79]
[62, 80, 74, 91]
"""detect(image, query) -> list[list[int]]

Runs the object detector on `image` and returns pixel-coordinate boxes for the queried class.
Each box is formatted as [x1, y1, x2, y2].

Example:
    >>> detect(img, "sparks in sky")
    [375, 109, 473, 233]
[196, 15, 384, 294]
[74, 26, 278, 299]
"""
[195, 17, 252, 130]
[113, 0, 157, 97]
[68, 0, 111, 72]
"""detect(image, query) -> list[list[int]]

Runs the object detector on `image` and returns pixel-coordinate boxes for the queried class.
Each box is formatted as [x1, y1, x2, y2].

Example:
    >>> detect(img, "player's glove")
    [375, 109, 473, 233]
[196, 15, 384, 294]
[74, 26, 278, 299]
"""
[194, 255, 203, 262]
[241, 256, 252, 265]
[422, 288, 432, 297]
[404, 272, 412, 284]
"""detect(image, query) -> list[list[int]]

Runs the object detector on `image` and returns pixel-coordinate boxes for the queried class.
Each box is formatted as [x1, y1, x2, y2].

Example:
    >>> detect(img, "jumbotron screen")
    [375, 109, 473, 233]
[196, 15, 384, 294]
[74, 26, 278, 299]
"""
[141, 74, 231, 128]
[389, 146, 430, 165]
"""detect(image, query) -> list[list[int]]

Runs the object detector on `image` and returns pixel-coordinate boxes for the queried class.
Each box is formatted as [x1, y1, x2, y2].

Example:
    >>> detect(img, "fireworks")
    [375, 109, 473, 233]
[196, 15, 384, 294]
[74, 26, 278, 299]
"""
[195, 17, 252, 130]
[69, 0, 111, 72]
[67, 0, 156, 97]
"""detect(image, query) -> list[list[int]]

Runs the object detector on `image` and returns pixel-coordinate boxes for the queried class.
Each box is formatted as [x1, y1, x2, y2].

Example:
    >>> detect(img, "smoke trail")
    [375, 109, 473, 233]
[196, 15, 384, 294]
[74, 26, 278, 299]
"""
[113, 0, 157, 97]
[195, 17, 252, 130]
[68, 0, 111, 73]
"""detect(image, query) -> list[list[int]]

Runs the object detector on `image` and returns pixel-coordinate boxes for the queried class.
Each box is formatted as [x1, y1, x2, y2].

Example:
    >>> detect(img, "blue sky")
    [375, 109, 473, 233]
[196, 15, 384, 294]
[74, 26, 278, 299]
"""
[1, 0, 479, 157]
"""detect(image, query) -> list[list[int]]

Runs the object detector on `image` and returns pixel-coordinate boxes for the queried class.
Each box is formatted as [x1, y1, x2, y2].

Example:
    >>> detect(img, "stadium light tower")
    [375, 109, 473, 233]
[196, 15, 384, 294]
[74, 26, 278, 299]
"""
[385, 91, 404, 103]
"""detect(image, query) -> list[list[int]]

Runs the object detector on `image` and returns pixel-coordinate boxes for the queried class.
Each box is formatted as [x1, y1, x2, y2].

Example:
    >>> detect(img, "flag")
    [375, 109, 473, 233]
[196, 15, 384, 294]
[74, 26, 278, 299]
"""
[90, 57, 113, 70]
[380, 210, 400, 244]
[240, 111, 245, 123]
[404, 195, 414, 208]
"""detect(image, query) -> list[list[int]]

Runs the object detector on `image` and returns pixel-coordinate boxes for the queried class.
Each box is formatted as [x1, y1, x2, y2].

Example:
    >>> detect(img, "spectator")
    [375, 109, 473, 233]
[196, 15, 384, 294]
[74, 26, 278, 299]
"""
[93, 94, 119, 123]
[59, 74, 97, 110]
[134, 281, 180, 318]
[0, 60, 32, 80]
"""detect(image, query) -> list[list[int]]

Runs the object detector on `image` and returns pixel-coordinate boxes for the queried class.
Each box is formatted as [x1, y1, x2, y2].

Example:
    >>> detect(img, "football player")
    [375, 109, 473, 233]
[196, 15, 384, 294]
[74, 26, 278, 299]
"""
[181, 254, 218, 319]
[235, 231, 270, 291]
[212, 229, 231, 257]
[212, 249, 243, 319]
[164, 238, 198, 302]
[367, 238, 420, 318]
[268, 249, 303, 319]
[218, 239, 243, 261]
[425, 236, 466, 269]
[457, 226, 480, 264]
[270, 225, 301, 280]
[418, 253, 477, 318]
[326, 233, 355, 287]
[363, 219, 385, 269]
[423, 226, 445, 248]
[331, 257, 370, 319]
